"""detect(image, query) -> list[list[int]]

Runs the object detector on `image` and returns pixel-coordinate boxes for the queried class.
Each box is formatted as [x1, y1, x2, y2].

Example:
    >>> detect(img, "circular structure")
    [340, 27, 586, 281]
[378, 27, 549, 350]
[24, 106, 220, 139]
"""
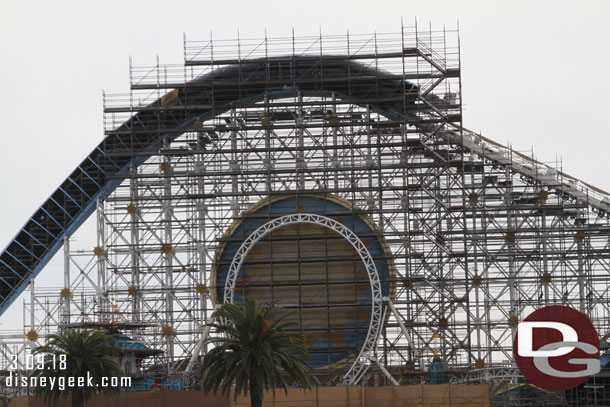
[513, 305, 600, 391]
[213, 195, 394, 373]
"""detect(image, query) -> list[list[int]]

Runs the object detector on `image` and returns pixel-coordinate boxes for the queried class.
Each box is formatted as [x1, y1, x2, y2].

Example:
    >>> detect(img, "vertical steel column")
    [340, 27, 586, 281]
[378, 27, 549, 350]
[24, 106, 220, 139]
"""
[264, 93, 272, 193]
[231, 109, 239, 217]
[541, 209, 550, 303]
[297, 92, 305, 190]
[129, 164, 140, 322]
[366, 105, 373, 212]
[577, 215, 586, 314]
[197, 153, 208, 353]
[163, 142, 175, 366]
[331, 92, 339, 190]
[470, 176, 482, 366]
[62, 236, 70, 325]
[505, 167, 517, 345]
[29, 279, 35, 334]
[96, 198, 107, 321]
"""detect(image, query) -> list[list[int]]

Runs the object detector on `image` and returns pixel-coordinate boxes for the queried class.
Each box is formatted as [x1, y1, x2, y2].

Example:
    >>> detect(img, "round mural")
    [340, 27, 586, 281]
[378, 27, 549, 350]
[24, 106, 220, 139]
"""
[212, 194, 395, 369]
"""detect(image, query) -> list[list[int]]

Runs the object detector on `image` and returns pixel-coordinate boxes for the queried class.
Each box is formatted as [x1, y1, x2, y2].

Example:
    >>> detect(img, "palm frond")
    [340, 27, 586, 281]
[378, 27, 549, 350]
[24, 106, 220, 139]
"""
[32, 329, 123, 407]
[199, 299, 311, 406]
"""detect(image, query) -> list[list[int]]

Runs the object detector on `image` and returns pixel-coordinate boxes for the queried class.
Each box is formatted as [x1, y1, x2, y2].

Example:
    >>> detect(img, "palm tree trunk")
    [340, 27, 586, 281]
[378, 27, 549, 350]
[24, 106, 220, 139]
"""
[249, 373, 262, 407]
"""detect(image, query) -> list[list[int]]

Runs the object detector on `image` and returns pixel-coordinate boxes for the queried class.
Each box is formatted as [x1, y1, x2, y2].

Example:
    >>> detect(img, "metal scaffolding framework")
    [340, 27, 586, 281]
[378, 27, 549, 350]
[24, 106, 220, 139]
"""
[1, 23, 610, 395]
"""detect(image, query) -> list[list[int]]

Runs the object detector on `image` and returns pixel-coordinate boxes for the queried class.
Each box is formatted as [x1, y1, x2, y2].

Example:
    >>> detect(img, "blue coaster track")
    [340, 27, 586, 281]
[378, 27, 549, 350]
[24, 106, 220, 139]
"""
[0, 56, 418, 316]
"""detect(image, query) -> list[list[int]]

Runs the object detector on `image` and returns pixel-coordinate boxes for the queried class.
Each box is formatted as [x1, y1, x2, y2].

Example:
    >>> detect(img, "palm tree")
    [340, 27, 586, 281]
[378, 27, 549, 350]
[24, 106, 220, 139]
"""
[32, 329, 123, 407]
[199, 298, 311, 407]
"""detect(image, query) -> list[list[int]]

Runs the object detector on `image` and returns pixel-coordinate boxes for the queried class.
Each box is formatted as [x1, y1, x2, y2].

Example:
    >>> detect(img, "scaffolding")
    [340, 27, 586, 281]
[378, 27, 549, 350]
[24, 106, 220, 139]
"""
[1, 22, 610, 401]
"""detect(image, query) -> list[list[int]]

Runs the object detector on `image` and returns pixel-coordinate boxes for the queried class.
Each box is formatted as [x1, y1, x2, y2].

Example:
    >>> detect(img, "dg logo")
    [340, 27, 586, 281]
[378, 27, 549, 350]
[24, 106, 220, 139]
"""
[513, 305, 600, 391]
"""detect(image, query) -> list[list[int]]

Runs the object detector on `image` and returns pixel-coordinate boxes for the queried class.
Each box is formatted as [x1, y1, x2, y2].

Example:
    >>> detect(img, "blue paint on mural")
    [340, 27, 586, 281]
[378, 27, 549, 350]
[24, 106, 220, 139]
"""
[215, 196, 391, 368]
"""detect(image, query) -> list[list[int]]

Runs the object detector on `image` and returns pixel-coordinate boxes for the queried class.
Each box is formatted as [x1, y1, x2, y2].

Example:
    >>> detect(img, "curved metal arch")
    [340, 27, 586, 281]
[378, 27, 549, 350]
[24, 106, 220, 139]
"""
[223, 213, 384, 385]
[0, 57, 417, 316]
[2, 51, 606, 322]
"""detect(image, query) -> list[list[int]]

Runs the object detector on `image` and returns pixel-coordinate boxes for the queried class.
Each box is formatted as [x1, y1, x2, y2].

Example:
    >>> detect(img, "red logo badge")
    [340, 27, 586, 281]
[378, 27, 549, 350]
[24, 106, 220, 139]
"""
[513, 305, 600, 391]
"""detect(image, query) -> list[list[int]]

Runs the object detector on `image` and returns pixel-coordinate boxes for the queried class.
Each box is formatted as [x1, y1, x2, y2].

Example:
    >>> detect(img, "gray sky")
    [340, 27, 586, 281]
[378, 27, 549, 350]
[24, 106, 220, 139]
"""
[0, 0, 609, 325]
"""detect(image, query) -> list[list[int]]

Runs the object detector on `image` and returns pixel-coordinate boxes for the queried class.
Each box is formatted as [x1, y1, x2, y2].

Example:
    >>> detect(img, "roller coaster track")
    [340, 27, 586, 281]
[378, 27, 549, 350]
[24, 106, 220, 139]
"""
[0, 55, 608, 319]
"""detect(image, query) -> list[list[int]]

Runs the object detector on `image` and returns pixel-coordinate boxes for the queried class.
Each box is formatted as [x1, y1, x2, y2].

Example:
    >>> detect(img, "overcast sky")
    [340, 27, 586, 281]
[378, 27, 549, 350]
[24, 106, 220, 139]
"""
[0, 0, 609, 326]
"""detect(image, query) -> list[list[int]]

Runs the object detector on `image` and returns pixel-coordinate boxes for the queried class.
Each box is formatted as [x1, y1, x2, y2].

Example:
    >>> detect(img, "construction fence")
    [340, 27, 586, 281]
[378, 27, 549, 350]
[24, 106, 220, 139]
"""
[11, 384, 490, 407]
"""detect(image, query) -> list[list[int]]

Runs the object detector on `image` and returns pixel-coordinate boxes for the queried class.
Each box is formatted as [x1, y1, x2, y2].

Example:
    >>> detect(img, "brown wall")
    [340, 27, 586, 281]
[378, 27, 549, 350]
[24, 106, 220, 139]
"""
[9, 391, 228, 407]
[10, 384, 489, 407]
